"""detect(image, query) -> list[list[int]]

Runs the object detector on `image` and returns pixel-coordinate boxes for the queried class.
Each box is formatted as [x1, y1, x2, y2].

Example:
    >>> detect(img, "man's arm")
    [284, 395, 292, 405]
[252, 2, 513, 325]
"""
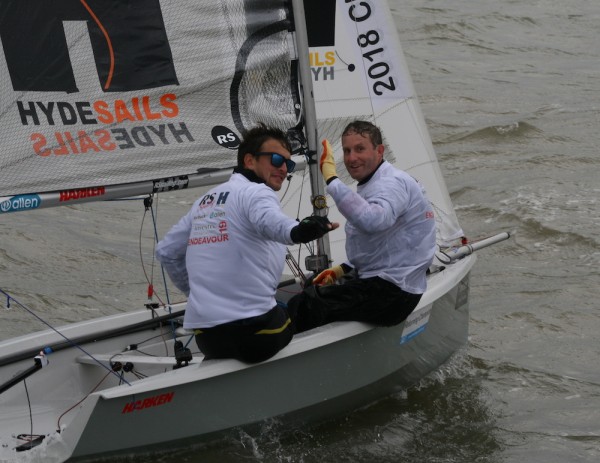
[155, 213, 192, 295]
[327, 177, 406, 232]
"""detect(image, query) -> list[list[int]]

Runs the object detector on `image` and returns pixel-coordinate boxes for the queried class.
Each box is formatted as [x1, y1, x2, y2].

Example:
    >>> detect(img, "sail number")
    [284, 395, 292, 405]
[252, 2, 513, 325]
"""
[346, 0, 396, 96]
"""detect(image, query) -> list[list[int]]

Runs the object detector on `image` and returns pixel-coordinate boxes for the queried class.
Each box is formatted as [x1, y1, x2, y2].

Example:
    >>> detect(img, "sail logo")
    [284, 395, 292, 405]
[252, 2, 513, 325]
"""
[305, 0, 336, 82]
[307, 0, 402, 101]
[0, 195, 42, 214]
[21, 94, 195, 158]
[0, 0, 178, 93]
[305, 0, 336, 48]
[19, 95, 179, 127]
[344, 1, 399, 97]
[211, 126, 240, 150]
[121, 392, 175, 414]
[153, 176, 189, 193]
[310, 52, 336, 81]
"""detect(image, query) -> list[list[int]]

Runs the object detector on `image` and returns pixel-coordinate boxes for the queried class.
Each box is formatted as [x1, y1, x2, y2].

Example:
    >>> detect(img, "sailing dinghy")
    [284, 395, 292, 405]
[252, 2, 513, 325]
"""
[0, 0, 509, 461]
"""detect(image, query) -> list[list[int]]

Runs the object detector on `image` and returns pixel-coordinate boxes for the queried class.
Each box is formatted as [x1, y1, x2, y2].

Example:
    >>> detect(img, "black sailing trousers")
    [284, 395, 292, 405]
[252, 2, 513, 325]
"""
[288, 276, 422, 333]
[193, 304, 293, 364]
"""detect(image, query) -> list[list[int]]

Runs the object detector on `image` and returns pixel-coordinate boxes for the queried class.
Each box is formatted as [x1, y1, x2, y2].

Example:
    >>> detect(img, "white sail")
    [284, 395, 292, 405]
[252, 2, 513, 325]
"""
[305, 0, 465, 246]
[0, 0, 300, 200]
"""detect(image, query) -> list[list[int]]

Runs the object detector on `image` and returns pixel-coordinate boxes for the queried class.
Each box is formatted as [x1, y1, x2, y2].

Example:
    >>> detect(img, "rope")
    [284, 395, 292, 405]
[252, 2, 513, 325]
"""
[0, 288, 131, 385]
[147, 195, 179, 347]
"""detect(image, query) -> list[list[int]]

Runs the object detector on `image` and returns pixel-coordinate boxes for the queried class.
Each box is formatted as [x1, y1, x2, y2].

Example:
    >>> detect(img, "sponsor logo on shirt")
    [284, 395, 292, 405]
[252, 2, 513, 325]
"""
[188, 234, 229, 246]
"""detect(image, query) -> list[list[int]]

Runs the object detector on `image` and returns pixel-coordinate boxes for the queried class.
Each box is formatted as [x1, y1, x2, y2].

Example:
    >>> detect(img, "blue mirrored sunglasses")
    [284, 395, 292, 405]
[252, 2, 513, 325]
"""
[253, 152, 296, 173]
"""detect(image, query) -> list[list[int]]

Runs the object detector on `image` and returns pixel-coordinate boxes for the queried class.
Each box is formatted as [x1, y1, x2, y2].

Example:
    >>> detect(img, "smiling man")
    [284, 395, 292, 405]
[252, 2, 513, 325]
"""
[156, 123, 337, 362]
[290, 120, 437, 332]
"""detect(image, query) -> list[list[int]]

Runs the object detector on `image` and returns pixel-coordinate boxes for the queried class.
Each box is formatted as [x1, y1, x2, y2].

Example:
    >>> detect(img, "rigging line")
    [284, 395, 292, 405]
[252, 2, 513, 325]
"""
[0, 288, 131, 386]
[138, 208, 151, 288]
[24, 379, 34, 443]
[138, 197, 166, 307]
[56, 370, 112, 432]
[183, 334, 195, 349]
[80, 0, 115, 90]
[150, 199, 174, 313]
[150, 196, 159, 288]
[117, 326, 188, 353]
[159, 314, 172, 356]
[284, 249, 304, 282]
[280, 175, 293, 201]
[148, 198, 178, 345]
[294, 154, 311, 265]
[296, 151, 310, 221]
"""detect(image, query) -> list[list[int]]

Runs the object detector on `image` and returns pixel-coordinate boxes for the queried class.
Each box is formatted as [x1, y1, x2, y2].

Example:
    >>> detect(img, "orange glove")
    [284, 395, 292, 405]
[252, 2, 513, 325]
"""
[313, 265, 345, 286]
[319, 139, 337, 183]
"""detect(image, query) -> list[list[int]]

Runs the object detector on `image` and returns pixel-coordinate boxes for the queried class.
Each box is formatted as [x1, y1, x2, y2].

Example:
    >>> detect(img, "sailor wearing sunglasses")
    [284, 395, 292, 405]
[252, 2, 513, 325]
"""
[156, 123, 338, 363]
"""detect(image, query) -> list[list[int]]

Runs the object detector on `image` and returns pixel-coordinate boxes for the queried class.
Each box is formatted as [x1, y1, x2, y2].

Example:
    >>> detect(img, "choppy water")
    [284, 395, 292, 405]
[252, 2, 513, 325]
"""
[2, 0, 600, 461]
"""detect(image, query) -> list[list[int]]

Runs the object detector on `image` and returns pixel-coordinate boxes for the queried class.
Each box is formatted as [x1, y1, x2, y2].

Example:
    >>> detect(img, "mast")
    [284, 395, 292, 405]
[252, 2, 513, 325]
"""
[290, 0, 332, 272]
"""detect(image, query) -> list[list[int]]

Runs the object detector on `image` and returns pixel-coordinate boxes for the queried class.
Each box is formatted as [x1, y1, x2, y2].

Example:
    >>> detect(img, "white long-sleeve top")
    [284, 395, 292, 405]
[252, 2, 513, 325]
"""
[155, 172, 297, 328]
[327, 161, 436, 294]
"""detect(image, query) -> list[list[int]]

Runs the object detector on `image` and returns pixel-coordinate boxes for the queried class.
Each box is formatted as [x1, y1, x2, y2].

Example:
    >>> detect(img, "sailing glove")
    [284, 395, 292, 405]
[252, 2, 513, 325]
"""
[290, 215, 332, 243]
[312, 265, 346, 286]
[319, 139, 337, 184]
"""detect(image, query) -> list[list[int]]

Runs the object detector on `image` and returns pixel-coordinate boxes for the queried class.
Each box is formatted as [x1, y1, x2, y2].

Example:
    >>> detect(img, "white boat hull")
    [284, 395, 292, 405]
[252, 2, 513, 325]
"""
[0, 255, 474, 462]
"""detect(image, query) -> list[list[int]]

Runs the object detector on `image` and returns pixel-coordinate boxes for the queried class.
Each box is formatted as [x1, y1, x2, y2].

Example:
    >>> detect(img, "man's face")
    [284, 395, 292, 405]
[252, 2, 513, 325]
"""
[244, 138, 291, 191]
[341, 131, 384, 182]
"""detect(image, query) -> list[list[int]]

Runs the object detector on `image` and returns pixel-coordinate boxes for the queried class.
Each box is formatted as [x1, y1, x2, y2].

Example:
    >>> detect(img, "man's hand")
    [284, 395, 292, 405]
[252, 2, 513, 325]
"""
[312, 265, 346, 286]
[290, 215, 339, 244]
[320, 139, 337, 183]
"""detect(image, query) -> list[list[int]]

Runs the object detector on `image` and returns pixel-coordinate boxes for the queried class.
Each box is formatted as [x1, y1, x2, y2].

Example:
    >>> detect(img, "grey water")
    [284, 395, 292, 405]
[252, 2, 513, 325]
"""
[1, 0, 599, 461]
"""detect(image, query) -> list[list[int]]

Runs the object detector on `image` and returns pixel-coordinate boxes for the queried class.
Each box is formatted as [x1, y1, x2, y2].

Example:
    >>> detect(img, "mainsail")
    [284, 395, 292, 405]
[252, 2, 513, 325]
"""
[0, 0, 464, 246]
[0, 0, 301, 202]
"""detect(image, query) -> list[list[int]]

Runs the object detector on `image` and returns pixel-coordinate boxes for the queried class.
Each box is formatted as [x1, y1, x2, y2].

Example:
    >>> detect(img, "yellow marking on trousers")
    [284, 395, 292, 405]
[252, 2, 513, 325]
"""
[255, 317, 291, 335]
